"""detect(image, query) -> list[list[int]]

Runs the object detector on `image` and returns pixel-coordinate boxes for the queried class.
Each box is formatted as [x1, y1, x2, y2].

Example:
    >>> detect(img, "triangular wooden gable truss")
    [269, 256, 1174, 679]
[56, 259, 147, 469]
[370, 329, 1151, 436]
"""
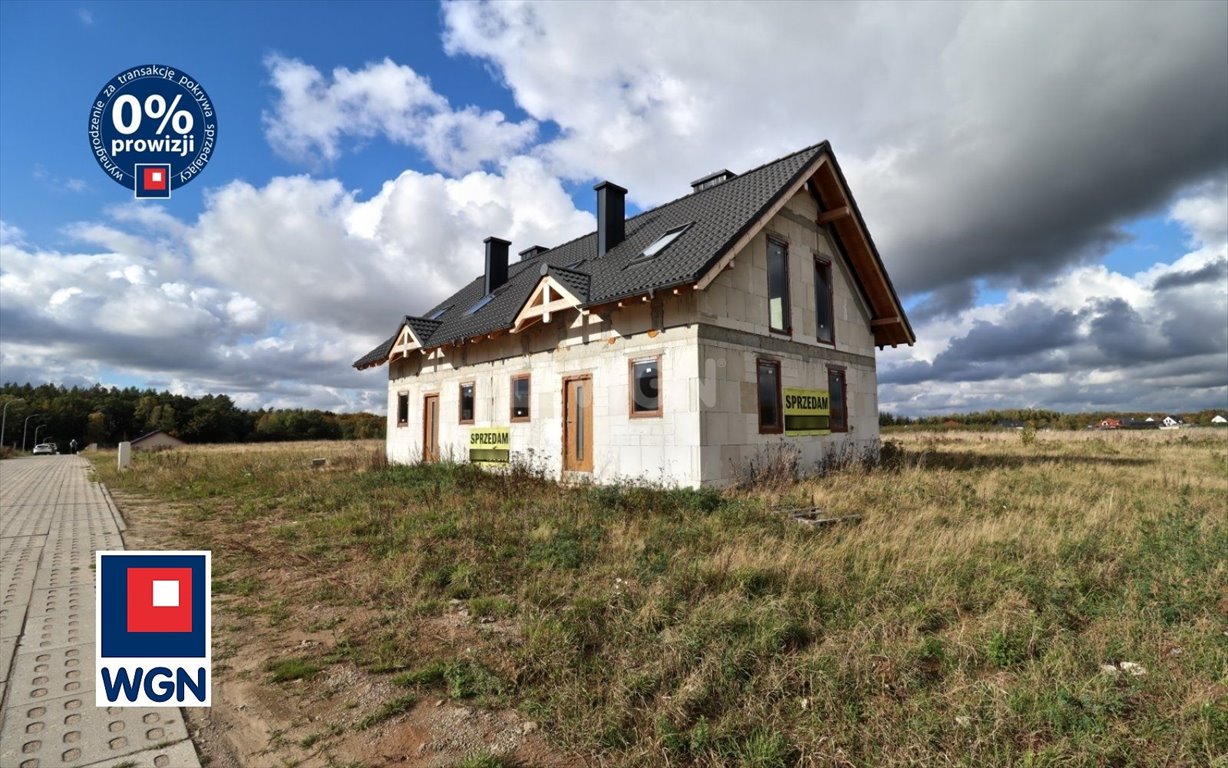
[511, 276, 586, 334]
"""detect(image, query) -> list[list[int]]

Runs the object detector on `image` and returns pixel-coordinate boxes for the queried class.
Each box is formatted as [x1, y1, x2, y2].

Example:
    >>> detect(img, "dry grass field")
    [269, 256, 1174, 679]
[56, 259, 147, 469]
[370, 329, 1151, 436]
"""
[89, 430, 1228, 767]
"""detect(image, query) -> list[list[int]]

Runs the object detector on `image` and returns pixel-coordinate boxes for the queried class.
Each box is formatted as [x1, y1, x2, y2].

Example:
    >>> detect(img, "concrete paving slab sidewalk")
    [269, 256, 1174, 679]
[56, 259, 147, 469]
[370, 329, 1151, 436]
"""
[0, 456, 200, 768]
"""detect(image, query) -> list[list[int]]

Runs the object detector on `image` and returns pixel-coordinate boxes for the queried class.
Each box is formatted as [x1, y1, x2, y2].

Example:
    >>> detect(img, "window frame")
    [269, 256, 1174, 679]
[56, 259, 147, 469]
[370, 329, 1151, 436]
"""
[814, 256, 835, 346]
[395, 391, 409, 428]
[458, 381, 475, 425]
[510, 373, 532, 422]
[628, 355, 663, 418]
[766, 236, 791, 335]
[828, 366, 848, 433]
[756, 358, 783, 434]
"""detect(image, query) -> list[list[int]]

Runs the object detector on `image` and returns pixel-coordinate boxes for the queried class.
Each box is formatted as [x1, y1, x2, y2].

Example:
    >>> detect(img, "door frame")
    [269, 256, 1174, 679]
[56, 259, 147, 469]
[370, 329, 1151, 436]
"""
[561, 373, 594, 473]
[422, 392, 440, 462]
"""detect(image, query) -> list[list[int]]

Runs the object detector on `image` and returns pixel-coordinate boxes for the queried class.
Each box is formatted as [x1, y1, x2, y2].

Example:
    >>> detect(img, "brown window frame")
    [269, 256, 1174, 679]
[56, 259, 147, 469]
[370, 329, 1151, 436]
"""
[510, 373, 531, 422]
[458, 381, 475, 425]
[756, 358, 783, 434]
[814, 256, 835, 346]
[766, 236, 791, 335]
[396, 391, 409, 427]
[628, 355, 663, 418]
[828, 366, 848, 433]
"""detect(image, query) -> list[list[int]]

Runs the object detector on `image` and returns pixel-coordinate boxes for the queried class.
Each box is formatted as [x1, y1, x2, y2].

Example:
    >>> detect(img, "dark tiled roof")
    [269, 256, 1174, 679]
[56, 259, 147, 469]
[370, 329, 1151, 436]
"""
[404, 316, 442, 344]
[543, 264, 591, 303]
[353, 335, 395, 369]
[356, 141, 905, 368]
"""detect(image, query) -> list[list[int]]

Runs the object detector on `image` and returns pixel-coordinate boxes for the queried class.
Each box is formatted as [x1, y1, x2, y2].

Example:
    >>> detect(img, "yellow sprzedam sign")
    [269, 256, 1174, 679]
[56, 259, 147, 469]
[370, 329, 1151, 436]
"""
[469, 427, 510, 463]
[783, 388, 830, 435]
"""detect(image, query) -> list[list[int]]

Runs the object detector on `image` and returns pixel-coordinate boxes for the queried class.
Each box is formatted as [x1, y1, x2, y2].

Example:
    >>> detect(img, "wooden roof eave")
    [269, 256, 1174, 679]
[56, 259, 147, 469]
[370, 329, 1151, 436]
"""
[811, 154, 916, 346]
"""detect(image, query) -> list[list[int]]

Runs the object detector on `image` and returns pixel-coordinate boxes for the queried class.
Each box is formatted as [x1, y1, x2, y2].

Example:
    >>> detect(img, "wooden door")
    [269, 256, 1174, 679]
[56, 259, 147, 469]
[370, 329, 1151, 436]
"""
[563, 376, 593, 472]
[423, 394, 439, 462]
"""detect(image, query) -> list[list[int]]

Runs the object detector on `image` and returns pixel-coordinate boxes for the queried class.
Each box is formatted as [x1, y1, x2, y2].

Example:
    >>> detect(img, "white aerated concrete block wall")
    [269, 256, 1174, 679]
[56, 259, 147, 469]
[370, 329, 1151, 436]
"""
[386, 307, 705, 487]
[696, 337, 879, 487]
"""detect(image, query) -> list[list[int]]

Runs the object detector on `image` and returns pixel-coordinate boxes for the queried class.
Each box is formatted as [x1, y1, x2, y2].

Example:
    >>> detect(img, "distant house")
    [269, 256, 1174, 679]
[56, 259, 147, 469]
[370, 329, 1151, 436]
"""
[130, 430, 186, 451]
[1211, 414, 1227, 425]
[1098, 418, 1121, 430]
[1144, 416, 1155, 422]
[1160, 415, 1183, 430]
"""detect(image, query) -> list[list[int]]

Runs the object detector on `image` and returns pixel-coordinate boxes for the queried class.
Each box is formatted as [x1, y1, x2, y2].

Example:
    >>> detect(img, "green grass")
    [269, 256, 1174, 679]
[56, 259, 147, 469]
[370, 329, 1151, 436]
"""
[267, 656, 320, 683]
[89, 432, 1228, 766]
[454, 753, 515, 768]
[356, 694, 419, 730]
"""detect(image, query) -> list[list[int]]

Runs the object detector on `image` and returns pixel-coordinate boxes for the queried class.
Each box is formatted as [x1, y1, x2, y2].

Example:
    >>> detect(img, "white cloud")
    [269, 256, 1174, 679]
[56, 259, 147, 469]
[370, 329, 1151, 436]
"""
[1, 157, 593, 411]
[442, 1, 1228, 298]
[189, 156, 593, 334]
[0, 220, 25, 246]
[879, 184, 1228, 414]
[263, 54, 537, 174]
[5, 5, 1225, 417]
[1168, 180, 1228, 253]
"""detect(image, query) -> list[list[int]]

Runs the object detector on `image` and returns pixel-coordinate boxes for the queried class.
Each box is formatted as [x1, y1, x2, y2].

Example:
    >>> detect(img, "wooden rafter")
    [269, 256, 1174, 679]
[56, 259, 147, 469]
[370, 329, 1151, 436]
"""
[817, 206, 851, 224]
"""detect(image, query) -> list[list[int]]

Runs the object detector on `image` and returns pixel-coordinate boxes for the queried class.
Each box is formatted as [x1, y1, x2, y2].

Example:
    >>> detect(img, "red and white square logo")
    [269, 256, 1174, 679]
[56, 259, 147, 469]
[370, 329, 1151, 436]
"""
[143, 167, 167, 190]
[127, 567, 193, 633]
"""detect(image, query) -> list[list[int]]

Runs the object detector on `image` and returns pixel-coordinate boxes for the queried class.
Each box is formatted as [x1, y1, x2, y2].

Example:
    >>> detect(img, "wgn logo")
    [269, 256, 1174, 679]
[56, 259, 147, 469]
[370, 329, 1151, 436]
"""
[95, 551, 211, 706]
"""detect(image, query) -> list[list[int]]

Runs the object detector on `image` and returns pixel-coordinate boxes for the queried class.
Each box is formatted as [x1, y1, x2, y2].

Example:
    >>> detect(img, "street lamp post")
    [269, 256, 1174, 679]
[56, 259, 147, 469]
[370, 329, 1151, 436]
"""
[22, 413, 43, 453]
[33, 424, 47, 446]
[1, 400, 17, 450]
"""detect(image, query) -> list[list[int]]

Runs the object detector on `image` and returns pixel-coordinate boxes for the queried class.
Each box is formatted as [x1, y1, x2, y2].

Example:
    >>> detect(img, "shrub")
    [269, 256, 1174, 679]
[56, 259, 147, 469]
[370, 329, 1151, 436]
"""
[1020, 425, 1038, 446]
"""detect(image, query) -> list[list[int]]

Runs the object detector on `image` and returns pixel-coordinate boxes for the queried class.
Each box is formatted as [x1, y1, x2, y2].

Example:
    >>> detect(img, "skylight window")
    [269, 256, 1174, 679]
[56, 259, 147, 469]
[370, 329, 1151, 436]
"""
[632, 223, 691, 264]
[465, 294, 495, 315]
[426, 305, 450, 320]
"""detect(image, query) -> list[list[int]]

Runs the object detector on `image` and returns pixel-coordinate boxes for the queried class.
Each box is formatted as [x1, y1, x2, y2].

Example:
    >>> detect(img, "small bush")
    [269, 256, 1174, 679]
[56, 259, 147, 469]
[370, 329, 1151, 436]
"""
[739, 441, 800, 490]
[1020, 425, 1038, 446]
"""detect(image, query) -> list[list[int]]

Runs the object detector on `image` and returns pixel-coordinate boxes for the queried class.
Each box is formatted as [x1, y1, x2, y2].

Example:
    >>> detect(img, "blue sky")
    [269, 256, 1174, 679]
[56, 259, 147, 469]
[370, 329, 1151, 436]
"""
[1, 1, 1225, 415]
[1, 2, 526, 238]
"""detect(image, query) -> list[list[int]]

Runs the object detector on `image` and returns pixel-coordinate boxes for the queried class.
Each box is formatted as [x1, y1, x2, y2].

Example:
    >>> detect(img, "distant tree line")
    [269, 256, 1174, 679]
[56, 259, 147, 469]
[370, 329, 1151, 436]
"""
[880, 408, 1226, 430]
[0, 383, 384, 449]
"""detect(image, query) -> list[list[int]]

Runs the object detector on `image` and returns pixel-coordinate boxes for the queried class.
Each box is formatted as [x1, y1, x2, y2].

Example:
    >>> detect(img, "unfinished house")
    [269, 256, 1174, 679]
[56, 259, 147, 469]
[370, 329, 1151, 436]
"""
[354, 142, 914, 486]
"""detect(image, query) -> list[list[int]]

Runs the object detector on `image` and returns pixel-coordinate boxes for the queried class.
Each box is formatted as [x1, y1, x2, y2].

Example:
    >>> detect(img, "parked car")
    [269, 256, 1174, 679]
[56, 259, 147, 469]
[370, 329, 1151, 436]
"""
[32, 443, 56, 455]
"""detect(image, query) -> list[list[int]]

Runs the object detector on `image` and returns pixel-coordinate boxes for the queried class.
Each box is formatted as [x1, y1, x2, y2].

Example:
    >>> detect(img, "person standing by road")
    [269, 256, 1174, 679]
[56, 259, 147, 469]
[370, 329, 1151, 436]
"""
[69, 438, 78, 454]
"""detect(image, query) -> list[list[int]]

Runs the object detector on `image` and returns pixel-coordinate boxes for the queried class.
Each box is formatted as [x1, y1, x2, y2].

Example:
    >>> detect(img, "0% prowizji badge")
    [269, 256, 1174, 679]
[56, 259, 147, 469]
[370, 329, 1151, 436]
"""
[88, 64, 218, 199]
